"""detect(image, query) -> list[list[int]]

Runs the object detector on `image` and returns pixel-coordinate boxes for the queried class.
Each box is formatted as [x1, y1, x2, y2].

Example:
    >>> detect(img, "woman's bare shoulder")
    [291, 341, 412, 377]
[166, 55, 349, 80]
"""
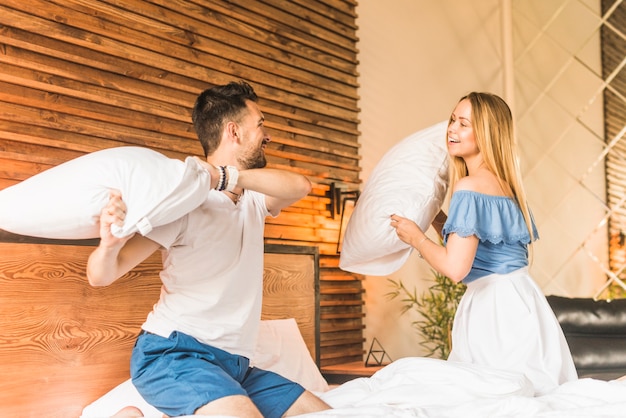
[453, 171, 506, 196]
[453, 175, 482, 192]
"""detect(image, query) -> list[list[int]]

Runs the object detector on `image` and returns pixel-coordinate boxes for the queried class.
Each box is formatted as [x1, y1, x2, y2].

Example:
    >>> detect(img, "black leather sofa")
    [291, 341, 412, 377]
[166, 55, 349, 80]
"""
[547, 295, 626, 381]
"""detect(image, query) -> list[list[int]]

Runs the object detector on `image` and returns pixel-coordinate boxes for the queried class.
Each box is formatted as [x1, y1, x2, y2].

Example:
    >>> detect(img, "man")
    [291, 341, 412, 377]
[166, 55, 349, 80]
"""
[88, 81, 331, 417]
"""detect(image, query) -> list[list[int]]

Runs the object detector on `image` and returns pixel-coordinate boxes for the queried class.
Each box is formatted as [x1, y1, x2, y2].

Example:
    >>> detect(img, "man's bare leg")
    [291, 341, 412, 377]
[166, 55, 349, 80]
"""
[284, 390, 331, 416]
[194, 394, 262, 417]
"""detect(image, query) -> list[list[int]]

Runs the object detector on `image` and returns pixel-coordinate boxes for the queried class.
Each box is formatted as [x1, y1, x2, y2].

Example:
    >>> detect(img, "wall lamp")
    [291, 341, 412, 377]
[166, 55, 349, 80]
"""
[327, 182, 360, 253]
[327, 182, 360, 219]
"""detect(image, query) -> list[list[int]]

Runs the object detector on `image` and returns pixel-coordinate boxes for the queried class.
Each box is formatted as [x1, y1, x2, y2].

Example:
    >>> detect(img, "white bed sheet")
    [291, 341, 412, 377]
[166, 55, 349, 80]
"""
[84, 357, 626, 417]
[302, 357, 626, 418]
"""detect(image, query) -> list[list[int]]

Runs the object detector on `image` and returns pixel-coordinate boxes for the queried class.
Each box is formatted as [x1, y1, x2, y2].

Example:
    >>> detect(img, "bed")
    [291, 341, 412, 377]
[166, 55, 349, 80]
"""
[82, 351, 626, 418]
[3, 234, 626, 418]
[81, 313, 626, 418]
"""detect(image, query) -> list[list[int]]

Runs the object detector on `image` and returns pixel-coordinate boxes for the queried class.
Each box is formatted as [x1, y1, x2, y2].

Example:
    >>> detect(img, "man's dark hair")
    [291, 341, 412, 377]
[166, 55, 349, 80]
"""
[192, 81, 258, 157]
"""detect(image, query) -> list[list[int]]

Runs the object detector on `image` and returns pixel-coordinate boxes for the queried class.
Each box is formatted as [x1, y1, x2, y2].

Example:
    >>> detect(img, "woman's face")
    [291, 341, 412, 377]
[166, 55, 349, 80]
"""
[447, 98, 479, 161]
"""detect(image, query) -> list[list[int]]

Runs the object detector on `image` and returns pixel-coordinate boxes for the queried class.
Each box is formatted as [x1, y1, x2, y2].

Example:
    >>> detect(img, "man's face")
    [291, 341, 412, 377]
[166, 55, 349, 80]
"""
[236, 101, 270, 169]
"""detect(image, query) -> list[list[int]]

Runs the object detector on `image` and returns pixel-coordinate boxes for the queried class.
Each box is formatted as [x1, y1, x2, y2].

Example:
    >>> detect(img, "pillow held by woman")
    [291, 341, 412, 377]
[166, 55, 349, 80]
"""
[339, 121, 449, 275]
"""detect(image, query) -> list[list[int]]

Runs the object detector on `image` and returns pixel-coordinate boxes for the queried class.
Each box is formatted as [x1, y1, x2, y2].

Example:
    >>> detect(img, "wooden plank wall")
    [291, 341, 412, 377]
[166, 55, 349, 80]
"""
[0, 0, 364, 372]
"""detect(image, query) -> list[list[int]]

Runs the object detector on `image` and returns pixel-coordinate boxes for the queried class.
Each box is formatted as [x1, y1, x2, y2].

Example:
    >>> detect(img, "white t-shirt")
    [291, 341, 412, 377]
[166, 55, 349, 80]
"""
[142, 189, 270, 359]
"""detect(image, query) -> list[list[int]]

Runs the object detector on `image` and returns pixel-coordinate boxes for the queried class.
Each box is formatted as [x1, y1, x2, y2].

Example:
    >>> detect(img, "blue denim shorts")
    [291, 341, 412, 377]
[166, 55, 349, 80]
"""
[130, 330, 305, 417]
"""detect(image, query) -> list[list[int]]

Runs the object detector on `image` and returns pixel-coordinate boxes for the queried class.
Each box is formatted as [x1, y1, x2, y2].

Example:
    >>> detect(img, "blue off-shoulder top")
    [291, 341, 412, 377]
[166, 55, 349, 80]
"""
[441, 190, 538, 284]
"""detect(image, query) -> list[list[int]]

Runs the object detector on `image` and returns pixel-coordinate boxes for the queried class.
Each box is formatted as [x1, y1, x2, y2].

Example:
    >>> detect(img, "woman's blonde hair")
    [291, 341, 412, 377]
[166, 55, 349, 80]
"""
[448, 92, 535, 241]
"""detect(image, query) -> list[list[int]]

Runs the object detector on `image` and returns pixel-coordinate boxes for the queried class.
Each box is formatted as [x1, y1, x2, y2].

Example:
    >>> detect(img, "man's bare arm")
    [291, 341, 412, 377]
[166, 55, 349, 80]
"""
[86, 190, 160, 287]
[237, 168, 312, 215]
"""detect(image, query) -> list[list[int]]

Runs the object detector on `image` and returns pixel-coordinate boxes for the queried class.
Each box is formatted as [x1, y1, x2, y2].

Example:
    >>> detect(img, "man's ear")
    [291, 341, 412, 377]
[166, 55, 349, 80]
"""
[226, 121, 239, 142]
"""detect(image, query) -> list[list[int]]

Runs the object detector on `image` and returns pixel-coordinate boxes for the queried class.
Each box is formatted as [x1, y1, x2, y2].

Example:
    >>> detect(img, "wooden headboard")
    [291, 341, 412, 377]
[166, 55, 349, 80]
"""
[0, 235, 319, 418]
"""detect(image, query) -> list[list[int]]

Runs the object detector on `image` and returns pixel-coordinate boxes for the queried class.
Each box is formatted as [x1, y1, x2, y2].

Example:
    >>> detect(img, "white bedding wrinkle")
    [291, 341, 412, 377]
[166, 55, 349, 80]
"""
[297, 358, 626, 418]
[319, 357, 533, 410]
[83, 357, 626, 418]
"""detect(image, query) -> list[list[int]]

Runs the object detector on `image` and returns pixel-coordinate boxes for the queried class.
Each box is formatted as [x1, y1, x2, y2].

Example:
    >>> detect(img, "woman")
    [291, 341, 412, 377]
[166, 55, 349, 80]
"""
[390, 92, 577, 395]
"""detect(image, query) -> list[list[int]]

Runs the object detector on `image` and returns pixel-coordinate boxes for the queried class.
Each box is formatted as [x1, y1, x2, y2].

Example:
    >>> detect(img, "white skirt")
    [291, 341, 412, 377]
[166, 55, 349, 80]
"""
[448, 267, 578, 395]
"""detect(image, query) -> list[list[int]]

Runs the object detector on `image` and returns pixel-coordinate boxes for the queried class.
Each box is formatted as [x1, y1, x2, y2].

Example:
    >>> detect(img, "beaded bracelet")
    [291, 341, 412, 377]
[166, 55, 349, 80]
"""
[215, 165, 227, 191]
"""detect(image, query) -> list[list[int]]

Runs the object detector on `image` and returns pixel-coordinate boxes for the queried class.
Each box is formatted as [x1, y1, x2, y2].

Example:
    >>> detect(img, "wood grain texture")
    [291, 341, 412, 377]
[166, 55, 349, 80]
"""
[0, 242, 319, 417]
[262, 249, 319, 363]
[0, 243, 162, 418]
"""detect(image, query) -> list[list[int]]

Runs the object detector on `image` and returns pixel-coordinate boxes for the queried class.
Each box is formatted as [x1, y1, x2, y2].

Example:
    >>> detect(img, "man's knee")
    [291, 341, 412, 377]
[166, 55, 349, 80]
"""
[284, 390, 331, 417]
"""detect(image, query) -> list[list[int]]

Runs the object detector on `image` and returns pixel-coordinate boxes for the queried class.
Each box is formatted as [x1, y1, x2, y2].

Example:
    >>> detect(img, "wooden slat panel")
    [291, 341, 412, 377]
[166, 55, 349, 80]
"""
[186, 0, 358, 64]
[87, 0, 360, 91]
[0, 79, 194, 141]
[2, 0, 358, 111]
[0, 0, 364, 409]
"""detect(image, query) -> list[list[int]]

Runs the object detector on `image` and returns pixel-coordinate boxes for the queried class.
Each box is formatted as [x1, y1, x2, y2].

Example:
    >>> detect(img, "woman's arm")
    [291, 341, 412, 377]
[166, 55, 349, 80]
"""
[390, 213, 477, 283]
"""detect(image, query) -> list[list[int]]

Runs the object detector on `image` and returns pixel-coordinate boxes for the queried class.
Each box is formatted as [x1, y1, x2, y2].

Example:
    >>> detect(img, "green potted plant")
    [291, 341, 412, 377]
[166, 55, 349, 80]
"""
[387, 270, 465, 359]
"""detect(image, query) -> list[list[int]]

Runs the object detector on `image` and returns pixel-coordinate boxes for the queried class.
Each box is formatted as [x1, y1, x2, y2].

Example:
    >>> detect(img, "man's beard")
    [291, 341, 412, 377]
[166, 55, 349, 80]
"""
[239, 148, 267, 169]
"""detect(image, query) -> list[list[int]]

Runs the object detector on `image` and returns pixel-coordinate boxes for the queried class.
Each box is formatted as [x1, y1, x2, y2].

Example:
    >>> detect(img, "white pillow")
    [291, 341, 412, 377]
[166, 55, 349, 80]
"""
[251, 318, 329, 393]
[0, 147, 211, 239]
[81, 319, 328, 418]
[339, 121, 449, 276]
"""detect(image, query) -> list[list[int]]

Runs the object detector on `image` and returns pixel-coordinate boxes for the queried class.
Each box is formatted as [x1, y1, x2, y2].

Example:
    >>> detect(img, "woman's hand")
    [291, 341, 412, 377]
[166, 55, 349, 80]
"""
[390, 214, 424, 248]
[391, 213, 476, 282]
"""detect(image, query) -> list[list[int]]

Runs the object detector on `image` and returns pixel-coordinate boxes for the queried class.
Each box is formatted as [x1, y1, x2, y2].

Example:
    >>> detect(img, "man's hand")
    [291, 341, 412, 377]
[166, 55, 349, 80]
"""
[98, 189, 134, 248]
